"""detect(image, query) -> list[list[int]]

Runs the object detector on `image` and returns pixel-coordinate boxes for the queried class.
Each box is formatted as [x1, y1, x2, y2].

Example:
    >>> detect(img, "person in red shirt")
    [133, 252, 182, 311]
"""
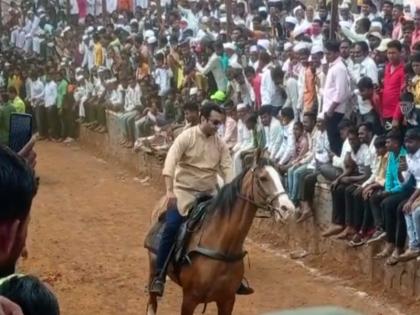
[381, 40, 405, 130]
[244, 66, 262, 110]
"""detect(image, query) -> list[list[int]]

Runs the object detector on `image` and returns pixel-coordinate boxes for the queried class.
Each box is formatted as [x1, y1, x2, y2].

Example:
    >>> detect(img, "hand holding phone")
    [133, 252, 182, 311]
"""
[8, 113, 33, 153]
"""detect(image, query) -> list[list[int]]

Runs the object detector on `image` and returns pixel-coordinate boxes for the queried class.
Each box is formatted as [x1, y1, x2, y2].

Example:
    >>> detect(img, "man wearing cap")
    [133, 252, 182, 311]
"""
[80, 34, 94, 71]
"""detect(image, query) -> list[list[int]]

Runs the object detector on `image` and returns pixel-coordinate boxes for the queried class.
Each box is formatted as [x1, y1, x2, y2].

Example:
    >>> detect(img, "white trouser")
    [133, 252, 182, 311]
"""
[79, 98, 87, 118]
[16, 31, 26, 49]
[32, 37, 44, 55]
[23, 36, 33, 54]
[10, 29, 20, 46]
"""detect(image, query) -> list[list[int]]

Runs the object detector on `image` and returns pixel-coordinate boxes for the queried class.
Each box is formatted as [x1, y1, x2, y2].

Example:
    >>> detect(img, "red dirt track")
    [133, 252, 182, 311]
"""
[19, 142, 418, 315]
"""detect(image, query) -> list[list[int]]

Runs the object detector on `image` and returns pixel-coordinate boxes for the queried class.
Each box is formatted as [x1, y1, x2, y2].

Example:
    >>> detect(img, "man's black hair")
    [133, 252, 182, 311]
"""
[388, 40, 402, 52]
[401, 91, 414, 102]
[324, 39, 340, 53]
[184, 102, 199, 112]
[405, 128, 420, 141]
[200, 102, 223, 119]
[347, 126, 359, 137]
[280, 107, 294, 120]
[340, 38, 352, 46]
[358, 121, 374, 133]
[259, 105, 273, 116]
[358, 18, 371, 33]
[244, 66, 255, 76]
[355, 41, 369, 54]
[386, 129, 403, 143]
[0, 146, 37, 220]
[374, 135, 386, 148]
[338, 119, 352, 130]
[357, 76, 374, 90]
[0, 275, 59, 315]
[394, 4, 404, 11]
[245, 113, 258, 125]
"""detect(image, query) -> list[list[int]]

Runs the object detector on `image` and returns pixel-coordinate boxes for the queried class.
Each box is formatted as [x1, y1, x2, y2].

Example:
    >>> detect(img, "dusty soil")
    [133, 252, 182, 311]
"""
[19, 142, 417, 315]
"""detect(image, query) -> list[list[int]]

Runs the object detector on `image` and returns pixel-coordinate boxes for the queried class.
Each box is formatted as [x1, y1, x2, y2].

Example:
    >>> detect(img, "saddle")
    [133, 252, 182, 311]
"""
[144, 194, 213, 266]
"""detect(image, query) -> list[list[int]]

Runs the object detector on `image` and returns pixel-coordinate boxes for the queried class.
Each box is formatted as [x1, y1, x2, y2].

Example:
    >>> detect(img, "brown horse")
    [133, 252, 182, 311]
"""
[145, 158, 295, 315]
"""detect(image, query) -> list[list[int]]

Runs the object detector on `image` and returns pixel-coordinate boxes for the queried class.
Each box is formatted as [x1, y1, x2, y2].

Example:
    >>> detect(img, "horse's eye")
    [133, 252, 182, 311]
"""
[259, 176, 268, 182]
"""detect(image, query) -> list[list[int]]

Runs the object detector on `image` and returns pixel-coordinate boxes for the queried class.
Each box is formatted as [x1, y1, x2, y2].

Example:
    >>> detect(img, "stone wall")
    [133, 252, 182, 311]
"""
[78, 112, 420, 300]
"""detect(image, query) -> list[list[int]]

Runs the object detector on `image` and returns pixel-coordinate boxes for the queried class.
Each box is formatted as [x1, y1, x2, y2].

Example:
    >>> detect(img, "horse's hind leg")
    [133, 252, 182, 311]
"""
[147, 252, 158, 315]
[216, 296, 236, 315]
[181, 294, 198, 315]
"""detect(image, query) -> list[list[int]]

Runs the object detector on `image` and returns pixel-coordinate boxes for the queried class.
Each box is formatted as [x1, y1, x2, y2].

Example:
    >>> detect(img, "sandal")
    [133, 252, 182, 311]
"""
[386, 254, 400, 266]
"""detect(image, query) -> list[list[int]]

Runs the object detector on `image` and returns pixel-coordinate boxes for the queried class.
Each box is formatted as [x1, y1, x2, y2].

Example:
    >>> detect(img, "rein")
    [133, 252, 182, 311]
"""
[238, 167, 287, 218]
[186, 167, 285, 263]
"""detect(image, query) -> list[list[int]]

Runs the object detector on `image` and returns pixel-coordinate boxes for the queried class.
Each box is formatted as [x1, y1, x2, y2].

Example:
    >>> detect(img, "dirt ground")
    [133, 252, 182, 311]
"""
[18, 142, 418, 315]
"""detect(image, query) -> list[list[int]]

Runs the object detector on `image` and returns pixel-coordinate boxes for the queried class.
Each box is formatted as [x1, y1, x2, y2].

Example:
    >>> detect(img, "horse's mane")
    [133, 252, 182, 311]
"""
[207, 158, 274, 217]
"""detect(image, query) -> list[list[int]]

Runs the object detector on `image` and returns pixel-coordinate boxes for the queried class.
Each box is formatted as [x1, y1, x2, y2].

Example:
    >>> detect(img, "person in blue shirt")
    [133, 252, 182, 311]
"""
[373, 130, 414, 265]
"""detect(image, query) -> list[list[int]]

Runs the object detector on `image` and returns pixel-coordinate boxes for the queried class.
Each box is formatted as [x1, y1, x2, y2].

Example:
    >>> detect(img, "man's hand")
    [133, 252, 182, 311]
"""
[402, 200, 414, 214]
[392, 119, 400, 128]
[399, 156, 408, 173]
[0, 296, 23, 315]
[326, 107, 334, 118]
[340, 177, 352, 184]
[354, 185, 363, 196]
[18, 137, 36, 169]
[166, 191, 177, 209]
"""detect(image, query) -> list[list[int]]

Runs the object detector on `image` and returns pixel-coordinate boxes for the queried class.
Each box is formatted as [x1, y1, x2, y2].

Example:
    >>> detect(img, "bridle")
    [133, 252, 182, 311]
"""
[237, 166, 288, 219]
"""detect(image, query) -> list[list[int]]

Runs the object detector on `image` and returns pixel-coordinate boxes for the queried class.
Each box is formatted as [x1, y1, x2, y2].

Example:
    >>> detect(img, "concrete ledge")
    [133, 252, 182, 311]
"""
[78, 111, 164, 187]
[78, 113, 420, 301]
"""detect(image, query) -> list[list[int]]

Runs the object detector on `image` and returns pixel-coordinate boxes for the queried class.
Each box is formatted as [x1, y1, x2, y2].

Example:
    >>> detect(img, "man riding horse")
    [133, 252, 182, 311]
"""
[149, 102, 254, 296]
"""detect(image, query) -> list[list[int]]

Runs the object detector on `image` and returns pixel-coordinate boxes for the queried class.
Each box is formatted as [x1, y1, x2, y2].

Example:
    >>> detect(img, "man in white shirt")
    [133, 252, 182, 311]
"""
[275, 107, 295, 166]
[319, 119, 351, 181]
[232, 104, 252, 176]
[44, 72, 59, 140]
[323, 127, 371, 238]
[259, 105, 283, 161]
[29, 72, 46, 139]
[351, 41, 378, 85]
[153, 53, 172, 97]
[322, 40, 351, 156]
[196, 41, 227, 93]
[120, 78, 142, 148]
[261, 66, 285, 112]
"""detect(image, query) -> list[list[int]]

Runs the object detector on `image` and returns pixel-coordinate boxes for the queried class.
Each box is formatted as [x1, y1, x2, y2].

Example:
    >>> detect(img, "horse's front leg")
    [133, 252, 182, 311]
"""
[216, 296, 236, 315]
[181, 294, 199, 315]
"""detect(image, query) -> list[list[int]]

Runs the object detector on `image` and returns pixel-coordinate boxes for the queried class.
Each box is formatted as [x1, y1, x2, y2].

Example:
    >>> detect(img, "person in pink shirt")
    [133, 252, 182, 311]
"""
[244, 66, 262, 110]
[411, 11, 420, 51]
[221, 102, 238, 150]
[392, 4, 404, 40]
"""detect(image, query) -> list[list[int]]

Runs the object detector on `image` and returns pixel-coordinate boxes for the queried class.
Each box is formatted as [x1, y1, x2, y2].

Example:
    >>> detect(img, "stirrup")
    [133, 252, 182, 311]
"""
[236, 279, 254, 295]
[149, 277, 165, 297]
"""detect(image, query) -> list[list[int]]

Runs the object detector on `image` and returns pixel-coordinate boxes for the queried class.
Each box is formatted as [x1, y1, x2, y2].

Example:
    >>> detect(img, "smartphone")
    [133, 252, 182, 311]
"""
[8, 113, 33, 153]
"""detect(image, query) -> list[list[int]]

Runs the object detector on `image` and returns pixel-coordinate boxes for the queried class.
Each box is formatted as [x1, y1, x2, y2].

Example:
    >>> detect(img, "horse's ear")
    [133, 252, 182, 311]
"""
[252, 148, 262, 168]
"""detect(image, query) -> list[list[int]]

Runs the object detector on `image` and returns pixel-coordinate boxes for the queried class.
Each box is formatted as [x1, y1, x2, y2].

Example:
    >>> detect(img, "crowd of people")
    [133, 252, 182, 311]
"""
[3, 0, 420, 309]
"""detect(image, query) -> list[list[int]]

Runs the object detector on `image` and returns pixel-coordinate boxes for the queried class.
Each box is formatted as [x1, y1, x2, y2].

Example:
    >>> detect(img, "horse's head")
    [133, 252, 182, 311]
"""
[248, 150, 296, 223]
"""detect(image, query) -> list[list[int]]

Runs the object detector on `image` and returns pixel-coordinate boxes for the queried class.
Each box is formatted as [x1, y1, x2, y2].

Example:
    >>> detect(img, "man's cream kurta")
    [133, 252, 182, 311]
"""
[162, 126, 233, 215]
